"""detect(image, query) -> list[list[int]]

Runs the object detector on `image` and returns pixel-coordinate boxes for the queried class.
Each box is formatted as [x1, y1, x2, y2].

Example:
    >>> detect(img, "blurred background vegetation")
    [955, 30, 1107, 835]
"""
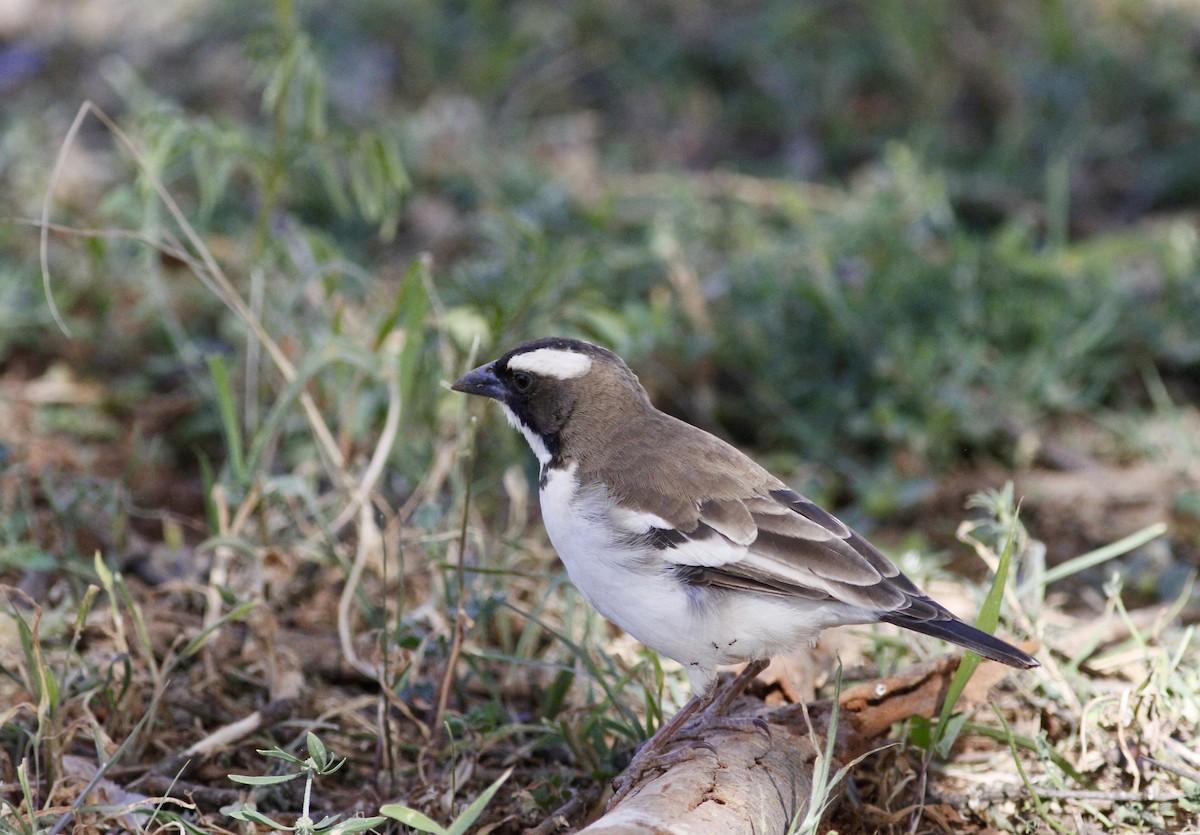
[5, 0, 1200, 499]
[2, 0, 1199, 832]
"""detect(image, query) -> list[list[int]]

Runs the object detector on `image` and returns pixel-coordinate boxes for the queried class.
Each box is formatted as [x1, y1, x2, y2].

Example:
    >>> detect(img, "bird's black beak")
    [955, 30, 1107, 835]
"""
[451, 361, 505, 401]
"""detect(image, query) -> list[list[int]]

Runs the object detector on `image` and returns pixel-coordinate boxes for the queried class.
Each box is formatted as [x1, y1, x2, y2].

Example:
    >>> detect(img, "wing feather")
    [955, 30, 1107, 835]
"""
[696, 497, 756, 545]
[638, 489, 939, 616]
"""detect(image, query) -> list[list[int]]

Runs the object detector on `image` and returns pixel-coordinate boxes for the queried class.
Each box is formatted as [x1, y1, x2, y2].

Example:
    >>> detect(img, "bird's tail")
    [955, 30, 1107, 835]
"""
[880, 612, 1039, 669]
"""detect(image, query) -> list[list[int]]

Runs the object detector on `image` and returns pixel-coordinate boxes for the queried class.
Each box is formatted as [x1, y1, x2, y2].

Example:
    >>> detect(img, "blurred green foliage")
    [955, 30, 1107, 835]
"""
[295, 0, 1200, 217]
[435, 145, 1200, 502]
[2, 0, 1199, 509]
[664, 149, 1200, 463]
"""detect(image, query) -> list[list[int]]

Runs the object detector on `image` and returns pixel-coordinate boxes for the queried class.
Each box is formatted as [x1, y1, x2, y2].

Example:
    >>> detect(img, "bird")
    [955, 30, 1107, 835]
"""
[451, 336, 1037, 800]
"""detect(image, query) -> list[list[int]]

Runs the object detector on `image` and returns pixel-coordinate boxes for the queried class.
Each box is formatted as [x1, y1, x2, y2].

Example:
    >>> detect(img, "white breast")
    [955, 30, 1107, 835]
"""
[540, 463, 695, 651]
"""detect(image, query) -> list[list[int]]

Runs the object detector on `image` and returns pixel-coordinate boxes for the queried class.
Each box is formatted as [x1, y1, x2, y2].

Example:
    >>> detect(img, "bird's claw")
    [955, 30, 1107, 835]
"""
[679, 710, 771, 740]
[607, 739, 719, 809]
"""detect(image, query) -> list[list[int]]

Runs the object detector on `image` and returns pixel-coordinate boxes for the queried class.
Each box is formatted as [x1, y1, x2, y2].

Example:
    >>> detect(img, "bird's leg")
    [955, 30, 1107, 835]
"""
[708, 658, 770, 716]
[679, 657, 771, 737]
[607, 659, 770, 809]
[607, 688, 717, 808]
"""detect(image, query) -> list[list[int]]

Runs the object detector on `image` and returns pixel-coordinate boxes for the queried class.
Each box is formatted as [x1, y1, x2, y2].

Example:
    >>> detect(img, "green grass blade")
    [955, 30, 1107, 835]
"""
[180, 599, 257, 659]
[959, 721, 1084, 781]
[206, 354, 246, 484]
[1018, 522, 1167, 597]
[446, 767, 513, 835]
[934, 497, 1020, 755]
[330, 817, 387, 833]
[993, 706, 1073, 835]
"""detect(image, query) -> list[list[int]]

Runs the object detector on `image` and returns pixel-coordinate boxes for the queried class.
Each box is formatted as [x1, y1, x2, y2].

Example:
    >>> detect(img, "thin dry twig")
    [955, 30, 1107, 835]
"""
[336, 331, 405, 676]
[431, 415, 477, 740]
[330, 330, 405, 535]
[930, 787, 1190, 804]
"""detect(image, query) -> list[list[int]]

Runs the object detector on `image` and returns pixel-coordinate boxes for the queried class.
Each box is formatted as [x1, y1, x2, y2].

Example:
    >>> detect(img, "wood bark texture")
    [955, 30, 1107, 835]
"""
[574, 646, 1036, 835]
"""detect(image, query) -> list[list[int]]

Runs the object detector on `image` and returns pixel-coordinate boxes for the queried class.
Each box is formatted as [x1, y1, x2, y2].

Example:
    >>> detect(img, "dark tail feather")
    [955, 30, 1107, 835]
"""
[880, 612, 1039, 669]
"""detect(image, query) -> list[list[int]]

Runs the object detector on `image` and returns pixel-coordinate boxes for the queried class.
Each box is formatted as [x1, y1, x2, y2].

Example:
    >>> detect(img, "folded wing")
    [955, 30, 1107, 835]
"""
[635, 487, 1037, 669]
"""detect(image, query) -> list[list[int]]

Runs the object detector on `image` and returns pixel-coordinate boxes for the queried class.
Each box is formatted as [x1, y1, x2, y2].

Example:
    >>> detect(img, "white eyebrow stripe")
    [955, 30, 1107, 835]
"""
[507, 348, 592, 379]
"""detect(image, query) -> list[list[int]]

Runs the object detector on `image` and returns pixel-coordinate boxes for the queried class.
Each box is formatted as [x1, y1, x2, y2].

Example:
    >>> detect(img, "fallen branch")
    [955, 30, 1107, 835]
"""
[575, 646, 1037, 834]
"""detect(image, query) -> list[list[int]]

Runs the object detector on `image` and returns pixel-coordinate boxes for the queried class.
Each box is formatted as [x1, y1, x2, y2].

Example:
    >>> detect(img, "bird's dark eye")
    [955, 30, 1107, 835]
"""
[512, 371, 534, 392]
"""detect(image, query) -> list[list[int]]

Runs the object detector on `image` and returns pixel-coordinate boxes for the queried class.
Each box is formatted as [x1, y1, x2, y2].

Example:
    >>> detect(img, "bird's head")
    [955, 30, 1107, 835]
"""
[452, 337, 650, 467]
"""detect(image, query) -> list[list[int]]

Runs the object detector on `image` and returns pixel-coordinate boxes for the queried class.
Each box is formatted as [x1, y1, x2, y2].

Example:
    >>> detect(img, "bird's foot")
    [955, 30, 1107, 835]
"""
[606, 660, 772, 810]
[607, 739, 718, 809]
[676, 657, 771, 738]
[680, 710, 771, 739]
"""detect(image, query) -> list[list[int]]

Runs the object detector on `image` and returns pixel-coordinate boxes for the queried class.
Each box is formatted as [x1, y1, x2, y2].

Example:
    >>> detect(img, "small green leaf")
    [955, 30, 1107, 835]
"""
[321, 757, 347, 776]
[181, 599, 258, 659]
[257, 747, 305, 765]
[306, 732, 328, 769]
[378, 805, 448, 835]
[932, 651, 980, 752]
[229, 773, 298, 786]
[197, 451, 217, 531]
[932, 711, 970, 759]
[72, 585, 101, 642]
[934, 490, 1021, 750]
[976, 506, 1019, 634]
[304, 69, 328, 138]
[0, 544, 57, 572]
[329, 816, 387, 833]
[540, 668, 574, 720]
[93, 551, 114, 590]
[229, 806, 293, 829]
[907, 716, 932, 750]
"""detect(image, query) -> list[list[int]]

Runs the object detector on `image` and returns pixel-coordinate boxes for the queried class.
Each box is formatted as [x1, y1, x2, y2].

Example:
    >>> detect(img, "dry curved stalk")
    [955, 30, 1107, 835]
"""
[42, 102, 415, 681]
[42, 103, 350, 486]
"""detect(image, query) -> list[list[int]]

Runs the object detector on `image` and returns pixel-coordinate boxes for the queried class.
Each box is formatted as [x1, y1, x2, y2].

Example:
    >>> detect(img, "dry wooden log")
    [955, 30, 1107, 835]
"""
[579, 719, 818, 834]
[574, 645, 1037, 834]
